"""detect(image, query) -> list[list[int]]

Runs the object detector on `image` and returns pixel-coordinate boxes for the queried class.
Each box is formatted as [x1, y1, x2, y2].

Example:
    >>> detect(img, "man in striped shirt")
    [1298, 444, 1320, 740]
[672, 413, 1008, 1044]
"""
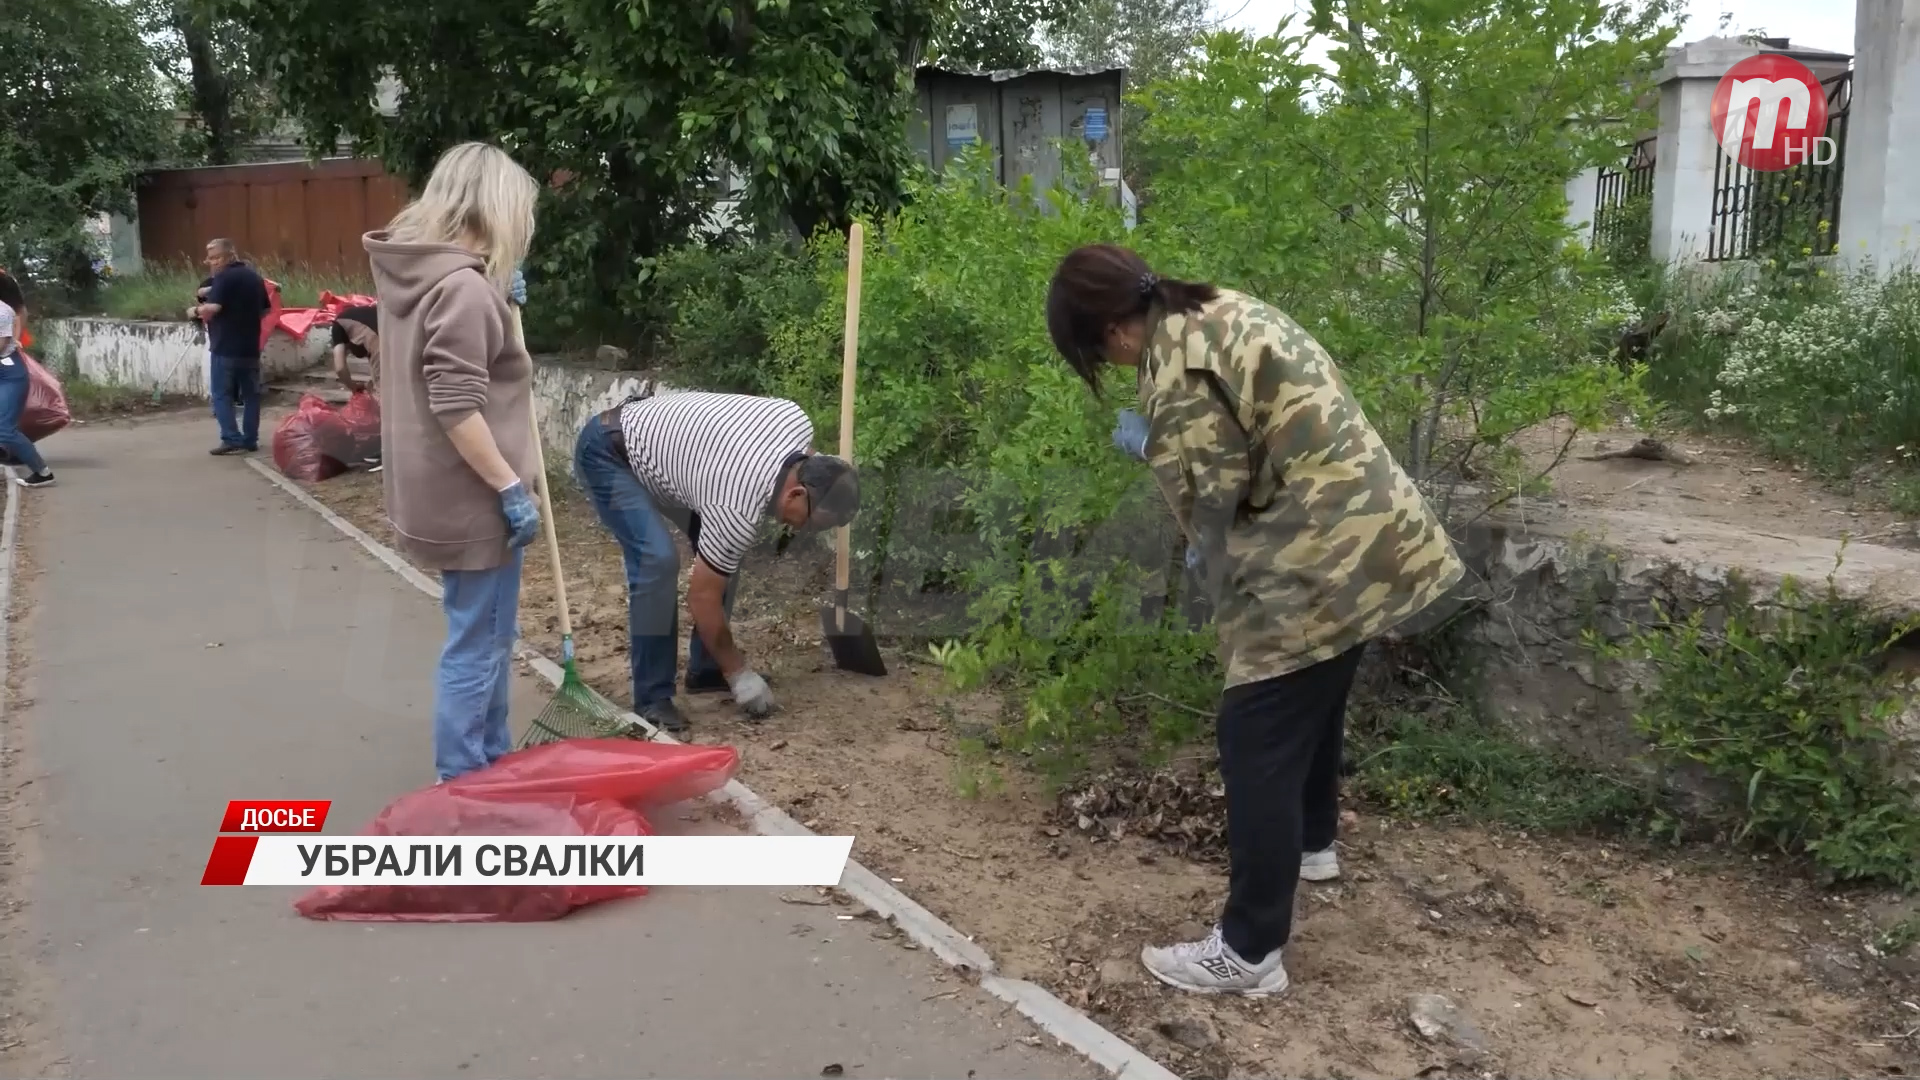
[573, 390, 860, 732]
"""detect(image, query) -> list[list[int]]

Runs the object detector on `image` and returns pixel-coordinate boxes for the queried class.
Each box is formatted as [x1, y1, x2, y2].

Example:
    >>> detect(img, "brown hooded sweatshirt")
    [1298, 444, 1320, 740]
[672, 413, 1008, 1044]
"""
[363, 231, 536, 573]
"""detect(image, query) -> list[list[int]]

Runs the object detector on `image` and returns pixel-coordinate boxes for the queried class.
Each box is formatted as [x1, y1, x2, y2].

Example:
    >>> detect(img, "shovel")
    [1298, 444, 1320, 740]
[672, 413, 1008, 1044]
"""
[819, 221, 886, 677]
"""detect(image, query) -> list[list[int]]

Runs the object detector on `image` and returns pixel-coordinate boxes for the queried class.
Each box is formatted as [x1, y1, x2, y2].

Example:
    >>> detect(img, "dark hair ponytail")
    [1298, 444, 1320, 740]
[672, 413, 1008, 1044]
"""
[1045, 244, 1218, 393]
[0, 269, 23, 315]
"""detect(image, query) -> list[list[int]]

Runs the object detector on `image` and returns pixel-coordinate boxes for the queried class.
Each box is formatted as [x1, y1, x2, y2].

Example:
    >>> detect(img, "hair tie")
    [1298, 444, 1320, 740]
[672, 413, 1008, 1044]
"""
[1137, 272, 1159, 298]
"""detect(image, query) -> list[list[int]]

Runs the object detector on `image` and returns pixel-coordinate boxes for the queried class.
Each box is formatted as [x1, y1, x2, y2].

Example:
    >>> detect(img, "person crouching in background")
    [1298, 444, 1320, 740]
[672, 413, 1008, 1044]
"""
[331, 303, 382, 470]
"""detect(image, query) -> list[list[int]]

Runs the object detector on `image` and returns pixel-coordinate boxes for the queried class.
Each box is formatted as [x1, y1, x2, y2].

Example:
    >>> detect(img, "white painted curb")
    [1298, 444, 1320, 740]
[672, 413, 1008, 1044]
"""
[244, 456, 1178, 1080]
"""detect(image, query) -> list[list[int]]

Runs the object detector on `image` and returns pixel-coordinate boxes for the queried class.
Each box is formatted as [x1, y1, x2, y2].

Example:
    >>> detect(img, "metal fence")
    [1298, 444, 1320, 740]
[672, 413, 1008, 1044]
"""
[1706, 70, 1851, 262]
[1593, 136, 1657, 255]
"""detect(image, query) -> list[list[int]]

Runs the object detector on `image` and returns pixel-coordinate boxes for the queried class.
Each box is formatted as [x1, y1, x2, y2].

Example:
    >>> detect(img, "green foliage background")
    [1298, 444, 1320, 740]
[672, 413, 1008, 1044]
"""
[646, 3, 1680, 770]
[0, 0, 175, 286]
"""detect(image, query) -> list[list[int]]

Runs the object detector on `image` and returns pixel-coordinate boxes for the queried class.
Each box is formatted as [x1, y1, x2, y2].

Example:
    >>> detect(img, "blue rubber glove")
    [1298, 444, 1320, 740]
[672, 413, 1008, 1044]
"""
[508, 265, 527, 307]
[1112, 408, 1149, 462]
[499, 481, 540, 549]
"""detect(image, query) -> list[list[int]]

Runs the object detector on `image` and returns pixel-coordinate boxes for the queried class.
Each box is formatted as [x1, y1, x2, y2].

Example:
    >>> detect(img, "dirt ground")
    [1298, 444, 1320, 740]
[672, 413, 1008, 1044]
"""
[1517, 421, 1918, 548]
[0, 497, 69, 1077]
[296, 423, 1920, 1080]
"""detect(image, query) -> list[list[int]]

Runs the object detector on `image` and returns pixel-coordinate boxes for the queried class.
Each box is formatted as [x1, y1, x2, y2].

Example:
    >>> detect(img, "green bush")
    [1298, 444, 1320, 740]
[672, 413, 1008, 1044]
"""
[1130, 14, 1660, 497]
[1600, 572, 1920, 889]
[650, 240, 821, 394]
[1351, 706, 1659, 832]
[763, 149, 1221, 772]
[636, 6, 1676, 769]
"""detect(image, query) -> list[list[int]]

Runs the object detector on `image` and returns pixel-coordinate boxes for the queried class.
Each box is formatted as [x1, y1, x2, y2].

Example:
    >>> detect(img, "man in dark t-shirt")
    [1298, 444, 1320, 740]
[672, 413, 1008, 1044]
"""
[186, 238, 269, 456]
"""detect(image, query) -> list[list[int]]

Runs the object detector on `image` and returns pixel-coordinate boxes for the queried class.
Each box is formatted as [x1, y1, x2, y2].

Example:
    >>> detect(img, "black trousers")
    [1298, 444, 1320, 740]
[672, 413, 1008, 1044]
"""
[1217, 644, 1365, 962]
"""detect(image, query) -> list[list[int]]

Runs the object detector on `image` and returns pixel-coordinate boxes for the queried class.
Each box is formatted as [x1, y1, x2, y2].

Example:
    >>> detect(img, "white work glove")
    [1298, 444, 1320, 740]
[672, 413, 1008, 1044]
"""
[728, 669, 776, 718]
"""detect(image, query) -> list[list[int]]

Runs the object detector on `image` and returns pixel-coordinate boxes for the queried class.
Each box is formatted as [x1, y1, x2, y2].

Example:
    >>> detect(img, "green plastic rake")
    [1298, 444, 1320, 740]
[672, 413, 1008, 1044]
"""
[506, 304, 655, 749]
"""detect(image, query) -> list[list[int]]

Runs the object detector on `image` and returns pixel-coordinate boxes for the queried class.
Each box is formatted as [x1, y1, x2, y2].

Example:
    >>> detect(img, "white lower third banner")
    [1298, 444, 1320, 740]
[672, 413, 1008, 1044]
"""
[205, 835, 854, 886]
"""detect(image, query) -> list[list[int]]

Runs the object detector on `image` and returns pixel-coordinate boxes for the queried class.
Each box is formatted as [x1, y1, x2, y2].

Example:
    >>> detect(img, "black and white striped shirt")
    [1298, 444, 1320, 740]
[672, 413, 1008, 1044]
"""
[618, 392, 814, 574]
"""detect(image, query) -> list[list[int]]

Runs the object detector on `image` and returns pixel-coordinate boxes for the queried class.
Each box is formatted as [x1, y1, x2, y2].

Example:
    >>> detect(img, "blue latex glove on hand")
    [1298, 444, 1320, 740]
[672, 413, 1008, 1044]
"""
[1112, 408, 1149, 462]
[499, 481, 540, 549]
[508, 265, 527, 307]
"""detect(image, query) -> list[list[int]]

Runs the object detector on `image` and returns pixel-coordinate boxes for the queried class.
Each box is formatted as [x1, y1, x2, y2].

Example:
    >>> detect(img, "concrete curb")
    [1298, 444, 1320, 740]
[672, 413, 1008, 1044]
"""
[243, 457, 1178, 1080]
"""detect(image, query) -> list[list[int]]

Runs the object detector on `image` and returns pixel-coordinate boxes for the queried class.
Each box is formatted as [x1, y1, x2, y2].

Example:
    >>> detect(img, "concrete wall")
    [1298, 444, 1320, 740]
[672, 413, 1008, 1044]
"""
[1649, 40, 1741, 266]
[1564, 166, 1602, 241]
[1840, 0, 1920, 269]
[528, 363, 670, 466]
[35, 318, 327, 397]
[1442, 504, 1920, 806]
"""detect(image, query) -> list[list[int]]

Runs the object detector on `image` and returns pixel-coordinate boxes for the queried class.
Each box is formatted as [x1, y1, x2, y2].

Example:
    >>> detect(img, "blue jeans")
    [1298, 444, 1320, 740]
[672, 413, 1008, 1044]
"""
[573, 415, 738, 708]
[0, 361, 47, 475]
[210, 355, 261, 449]
[435, 549, 524, 781]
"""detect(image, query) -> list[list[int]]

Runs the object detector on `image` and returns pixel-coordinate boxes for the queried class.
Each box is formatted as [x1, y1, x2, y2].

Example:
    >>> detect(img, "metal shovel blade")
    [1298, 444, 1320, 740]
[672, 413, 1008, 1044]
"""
[820, 602, 887, 676]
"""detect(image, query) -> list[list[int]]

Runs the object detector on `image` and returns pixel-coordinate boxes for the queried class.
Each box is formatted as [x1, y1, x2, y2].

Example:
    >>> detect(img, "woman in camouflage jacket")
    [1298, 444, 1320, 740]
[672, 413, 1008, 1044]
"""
[1046, 243, 1465, 997]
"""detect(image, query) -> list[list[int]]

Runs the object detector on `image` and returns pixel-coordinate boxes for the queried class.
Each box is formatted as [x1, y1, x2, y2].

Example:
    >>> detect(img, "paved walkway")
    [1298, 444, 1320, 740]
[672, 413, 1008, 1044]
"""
[7, 413, 1088, 1079]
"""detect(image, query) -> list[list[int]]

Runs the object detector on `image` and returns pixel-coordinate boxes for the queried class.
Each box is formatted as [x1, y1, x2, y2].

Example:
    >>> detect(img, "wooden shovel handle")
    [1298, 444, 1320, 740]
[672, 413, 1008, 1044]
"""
[835, 222, 864, 600]
[509, 303, 573, 640]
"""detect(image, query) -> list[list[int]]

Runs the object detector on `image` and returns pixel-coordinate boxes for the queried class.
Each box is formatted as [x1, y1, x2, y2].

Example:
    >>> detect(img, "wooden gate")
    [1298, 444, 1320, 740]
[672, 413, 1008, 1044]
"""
[137, 157, 408, 272]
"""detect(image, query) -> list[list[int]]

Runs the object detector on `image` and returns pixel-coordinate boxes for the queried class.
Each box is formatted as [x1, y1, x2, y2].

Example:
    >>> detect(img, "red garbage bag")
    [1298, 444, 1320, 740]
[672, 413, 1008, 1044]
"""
[19, 352, 69, 443]
[447, 738, 740, 807]
[339, 389, 381, 462]
[293, 740, 740, 924]
[272, 393, 352, 481]
[294, 792, 653, 922]
[317, 290, 379, 316]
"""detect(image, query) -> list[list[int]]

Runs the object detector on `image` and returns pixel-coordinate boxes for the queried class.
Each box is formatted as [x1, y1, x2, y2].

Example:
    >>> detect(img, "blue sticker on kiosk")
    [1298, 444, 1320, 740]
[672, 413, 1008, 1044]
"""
[1084, 107, 1108, 141]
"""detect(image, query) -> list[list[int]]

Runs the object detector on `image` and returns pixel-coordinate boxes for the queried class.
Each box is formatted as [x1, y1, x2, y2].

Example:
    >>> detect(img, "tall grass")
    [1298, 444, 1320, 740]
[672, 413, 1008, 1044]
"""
[89, 261, 375, 322]
[1647, 262, 1920, 481]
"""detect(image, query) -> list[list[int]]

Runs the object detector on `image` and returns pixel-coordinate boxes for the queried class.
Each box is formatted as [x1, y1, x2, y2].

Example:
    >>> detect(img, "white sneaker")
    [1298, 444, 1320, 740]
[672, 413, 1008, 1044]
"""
[1300, 846, 1340, 881]
[1140, 925, 1289, 996]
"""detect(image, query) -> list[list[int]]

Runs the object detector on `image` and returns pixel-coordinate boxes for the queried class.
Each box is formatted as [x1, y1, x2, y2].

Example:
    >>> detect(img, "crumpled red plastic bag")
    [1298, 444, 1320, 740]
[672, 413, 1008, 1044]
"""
[338, 389, 380, 462]
[272, 393, 351, 481]
[19, 352, 68, 442]
[269, 291, 381, 341]
[257, 279, 285, 350]
[445, 738, 740, 807]
[295, 793, 652, 922]
[294, 739, 739, 923]
[318, 290, 378, 316]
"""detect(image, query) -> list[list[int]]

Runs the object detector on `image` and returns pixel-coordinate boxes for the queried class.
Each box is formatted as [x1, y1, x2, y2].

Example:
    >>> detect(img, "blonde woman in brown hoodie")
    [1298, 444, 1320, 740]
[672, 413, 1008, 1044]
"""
[364, 142, 543, 782]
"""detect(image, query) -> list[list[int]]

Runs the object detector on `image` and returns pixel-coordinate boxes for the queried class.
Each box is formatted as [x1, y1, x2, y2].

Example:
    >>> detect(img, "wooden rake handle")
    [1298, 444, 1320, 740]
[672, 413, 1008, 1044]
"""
[509, 303, 574, 643]
[834, 221, 864, 620]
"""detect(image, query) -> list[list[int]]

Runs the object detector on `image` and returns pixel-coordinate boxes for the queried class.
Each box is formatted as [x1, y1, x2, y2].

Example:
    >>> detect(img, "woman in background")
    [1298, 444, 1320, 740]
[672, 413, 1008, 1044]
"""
[0, 269, 26, 347]
[364, 142, 542, 782]
[0, 284, 54, 488]
[1046, 243, 1464, 997]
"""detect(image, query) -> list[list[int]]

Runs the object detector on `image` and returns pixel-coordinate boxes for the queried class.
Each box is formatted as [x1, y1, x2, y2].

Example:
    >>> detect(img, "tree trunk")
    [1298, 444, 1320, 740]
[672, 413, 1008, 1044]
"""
[178, 4, 236, 165]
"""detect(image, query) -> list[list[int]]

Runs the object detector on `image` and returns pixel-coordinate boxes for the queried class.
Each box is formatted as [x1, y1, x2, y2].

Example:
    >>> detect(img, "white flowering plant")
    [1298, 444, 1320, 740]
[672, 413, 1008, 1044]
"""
[1656, 263, 1920, 475]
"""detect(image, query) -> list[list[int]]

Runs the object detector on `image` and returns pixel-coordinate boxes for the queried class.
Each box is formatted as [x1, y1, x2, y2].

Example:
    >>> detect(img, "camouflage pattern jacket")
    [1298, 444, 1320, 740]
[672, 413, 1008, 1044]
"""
[1138, 290, 1465, 688]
